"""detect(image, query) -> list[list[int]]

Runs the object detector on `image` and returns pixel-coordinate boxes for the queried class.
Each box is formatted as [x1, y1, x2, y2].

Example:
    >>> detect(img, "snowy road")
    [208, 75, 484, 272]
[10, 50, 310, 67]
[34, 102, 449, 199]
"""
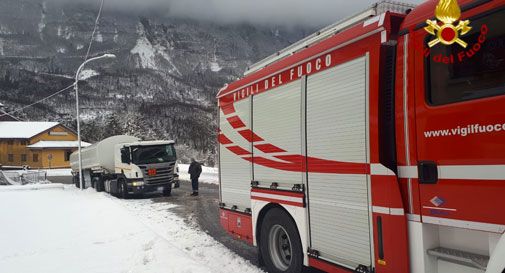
[0, 185, 263, 273]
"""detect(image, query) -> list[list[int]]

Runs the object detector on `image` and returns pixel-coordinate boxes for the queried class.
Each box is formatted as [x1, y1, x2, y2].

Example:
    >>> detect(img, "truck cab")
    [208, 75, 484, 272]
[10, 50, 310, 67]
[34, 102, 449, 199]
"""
[114, 140, 177, 196]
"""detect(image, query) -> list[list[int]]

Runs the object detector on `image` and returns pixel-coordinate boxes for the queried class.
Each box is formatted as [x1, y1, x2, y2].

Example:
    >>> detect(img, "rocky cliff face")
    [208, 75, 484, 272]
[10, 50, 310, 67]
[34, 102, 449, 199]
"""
[0, 0, 313, 164]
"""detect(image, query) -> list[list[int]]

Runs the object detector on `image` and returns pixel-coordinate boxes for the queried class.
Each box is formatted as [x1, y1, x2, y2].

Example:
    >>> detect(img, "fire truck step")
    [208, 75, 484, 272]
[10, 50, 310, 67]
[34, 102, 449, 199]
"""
[427, 247, 489, 270]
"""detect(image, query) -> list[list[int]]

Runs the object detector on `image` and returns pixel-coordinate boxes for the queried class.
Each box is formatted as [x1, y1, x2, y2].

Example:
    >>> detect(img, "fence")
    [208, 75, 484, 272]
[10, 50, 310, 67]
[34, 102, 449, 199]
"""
[0, 170, 48, 185]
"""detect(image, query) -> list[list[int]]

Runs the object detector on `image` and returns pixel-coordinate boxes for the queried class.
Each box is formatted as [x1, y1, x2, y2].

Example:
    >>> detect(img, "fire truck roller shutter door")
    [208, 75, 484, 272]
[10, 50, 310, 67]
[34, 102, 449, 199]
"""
[252, 80, 303, 186]
[306, 56, 372, 269]
[219, 98, 253, 211]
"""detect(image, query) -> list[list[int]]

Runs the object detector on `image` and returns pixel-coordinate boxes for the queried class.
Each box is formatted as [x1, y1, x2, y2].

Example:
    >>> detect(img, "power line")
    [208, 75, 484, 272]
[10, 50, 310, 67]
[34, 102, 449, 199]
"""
[0, 84, 75, 118]
[85, 0, 105, 61]
[1, 0, 105, 119]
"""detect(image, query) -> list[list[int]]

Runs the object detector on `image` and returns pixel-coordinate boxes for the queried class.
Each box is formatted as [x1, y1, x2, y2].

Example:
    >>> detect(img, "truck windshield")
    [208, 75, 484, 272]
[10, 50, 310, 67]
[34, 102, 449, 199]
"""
[131, 144, 176, 164]
[426, 9, 505, 105]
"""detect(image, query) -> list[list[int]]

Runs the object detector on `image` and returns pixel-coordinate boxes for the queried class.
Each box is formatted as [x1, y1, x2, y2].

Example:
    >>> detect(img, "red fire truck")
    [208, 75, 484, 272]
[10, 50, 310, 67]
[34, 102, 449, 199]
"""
[216, 0, 505, 272]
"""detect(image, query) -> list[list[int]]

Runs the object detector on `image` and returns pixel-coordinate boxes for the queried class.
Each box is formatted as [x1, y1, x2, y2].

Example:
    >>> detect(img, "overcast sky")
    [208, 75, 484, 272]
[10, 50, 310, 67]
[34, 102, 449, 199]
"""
[65, 0, 424, 27]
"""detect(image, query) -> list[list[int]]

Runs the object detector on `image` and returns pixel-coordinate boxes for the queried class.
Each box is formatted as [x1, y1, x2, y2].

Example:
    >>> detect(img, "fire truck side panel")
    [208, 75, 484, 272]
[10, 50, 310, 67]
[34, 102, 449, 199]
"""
[412, 7, 505, 228]
[398, 1, 505, 273]
[306, 56, 372, 269]
[252, 80, 303, 185]
[219, 98, 252, 211]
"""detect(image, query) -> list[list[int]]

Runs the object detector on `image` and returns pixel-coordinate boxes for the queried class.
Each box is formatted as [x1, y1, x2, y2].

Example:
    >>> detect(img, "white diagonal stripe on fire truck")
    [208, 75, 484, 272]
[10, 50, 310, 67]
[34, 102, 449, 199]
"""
[250, 192, 304, 204]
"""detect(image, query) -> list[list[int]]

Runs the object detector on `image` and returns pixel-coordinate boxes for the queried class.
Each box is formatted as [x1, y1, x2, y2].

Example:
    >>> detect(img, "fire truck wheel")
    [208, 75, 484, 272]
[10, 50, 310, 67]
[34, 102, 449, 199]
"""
[260, 207, 303, 273]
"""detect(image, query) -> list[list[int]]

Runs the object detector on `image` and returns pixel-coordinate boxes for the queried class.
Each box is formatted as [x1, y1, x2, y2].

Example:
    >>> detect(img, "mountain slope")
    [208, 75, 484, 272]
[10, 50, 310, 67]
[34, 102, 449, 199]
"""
[0, 0, 313, 164]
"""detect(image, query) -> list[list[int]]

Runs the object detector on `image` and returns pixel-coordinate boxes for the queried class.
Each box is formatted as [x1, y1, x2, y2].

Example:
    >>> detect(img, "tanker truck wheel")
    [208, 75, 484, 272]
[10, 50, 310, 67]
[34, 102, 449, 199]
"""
[73, 175, 79, 188]
[117, 179, 129, 199]
[95, 177, 104, 192]
[259, 207, 303, 273]
[162, 185, 172, 197]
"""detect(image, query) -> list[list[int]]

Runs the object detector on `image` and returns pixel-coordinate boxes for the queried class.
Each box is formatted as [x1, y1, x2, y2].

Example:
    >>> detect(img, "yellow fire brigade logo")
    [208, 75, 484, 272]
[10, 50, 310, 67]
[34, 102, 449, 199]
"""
[425, 0, 472, 48]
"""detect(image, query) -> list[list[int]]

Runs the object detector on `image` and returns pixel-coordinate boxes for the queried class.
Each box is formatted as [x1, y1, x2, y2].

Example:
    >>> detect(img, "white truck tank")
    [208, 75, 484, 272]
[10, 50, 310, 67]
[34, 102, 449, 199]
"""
[70, 135, 139, 173]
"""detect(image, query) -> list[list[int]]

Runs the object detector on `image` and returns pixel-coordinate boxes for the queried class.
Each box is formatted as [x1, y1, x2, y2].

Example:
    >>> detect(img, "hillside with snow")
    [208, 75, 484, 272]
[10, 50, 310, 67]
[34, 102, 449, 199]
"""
[0, 0, 313, 165]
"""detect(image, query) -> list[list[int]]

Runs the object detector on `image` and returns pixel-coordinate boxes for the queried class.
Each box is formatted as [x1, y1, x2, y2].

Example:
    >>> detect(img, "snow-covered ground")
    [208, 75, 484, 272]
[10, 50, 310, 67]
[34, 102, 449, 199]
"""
[0, 183, 63, 191]
[178, 164, 218, 185]
[0, 185, 261, 273]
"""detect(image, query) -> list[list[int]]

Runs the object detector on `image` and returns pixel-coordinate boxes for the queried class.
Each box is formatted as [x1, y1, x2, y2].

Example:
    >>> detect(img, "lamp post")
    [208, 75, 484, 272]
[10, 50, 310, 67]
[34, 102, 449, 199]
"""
[75, 54, 116, 190]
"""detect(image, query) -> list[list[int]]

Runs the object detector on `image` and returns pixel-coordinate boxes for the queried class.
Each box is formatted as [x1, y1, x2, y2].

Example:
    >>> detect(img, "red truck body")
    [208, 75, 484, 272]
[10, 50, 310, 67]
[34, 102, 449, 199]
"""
[217, 1, 505, 272]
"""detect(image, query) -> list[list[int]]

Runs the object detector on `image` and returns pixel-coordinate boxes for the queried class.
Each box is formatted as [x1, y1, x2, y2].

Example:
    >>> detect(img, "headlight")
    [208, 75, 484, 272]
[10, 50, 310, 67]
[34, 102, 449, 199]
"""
[131, 181, 144, 187]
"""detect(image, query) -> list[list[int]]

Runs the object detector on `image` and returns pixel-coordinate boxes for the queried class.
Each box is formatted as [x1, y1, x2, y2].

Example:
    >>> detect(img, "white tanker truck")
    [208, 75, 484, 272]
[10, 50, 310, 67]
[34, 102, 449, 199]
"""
[70, 135, 177, 198]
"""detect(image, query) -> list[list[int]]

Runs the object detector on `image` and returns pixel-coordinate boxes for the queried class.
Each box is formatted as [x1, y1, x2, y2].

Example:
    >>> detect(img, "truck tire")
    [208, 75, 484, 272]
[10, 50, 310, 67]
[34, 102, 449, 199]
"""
[95, 178, 104, 192]
[74, 175, 79, 188]
[117, 179, 129, 199]
[260, 207, 303, 273]
[162, 185, 172, 197]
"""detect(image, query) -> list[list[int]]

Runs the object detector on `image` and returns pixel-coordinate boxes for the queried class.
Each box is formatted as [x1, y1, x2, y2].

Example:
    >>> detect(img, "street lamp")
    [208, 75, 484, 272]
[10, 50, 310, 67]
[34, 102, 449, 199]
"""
[75, 53, 116, 190]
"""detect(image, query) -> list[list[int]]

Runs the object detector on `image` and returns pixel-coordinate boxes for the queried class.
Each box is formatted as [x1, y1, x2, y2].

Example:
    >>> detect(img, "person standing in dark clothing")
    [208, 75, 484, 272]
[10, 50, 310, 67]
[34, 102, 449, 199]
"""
[188, 158, 202, 196]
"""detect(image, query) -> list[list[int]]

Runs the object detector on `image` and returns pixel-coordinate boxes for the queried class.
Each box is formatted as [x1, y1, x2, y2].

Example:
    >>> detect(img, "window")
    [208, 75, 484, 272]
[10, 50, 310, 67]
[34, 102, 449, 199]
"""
[426, 9, 505, 105]
[33, 154, 39, 162]
[8, 154, 14, 162]
[7, 140, 14, 145]
[121, 148, 131, 164]
[21, 154, 27, 162]
[65, 151, 72, 161]
[20, 140, 29, 146]
[131, 144, 177, 164]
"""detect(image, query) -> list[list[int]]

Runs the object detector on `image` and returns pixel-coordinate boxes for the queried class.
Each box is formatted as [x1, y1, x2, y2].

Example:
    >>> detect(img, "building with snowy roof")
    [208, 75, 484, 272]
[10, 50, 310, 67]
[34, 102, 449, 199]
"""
[0, 121, 91, 169]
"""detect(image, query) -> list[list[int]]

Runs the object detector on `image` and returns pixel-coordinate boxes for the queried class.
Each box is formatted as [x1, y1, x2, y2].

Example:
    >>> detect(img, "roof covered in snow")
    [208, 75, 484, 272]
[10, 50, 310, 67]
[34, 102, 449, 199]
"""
[0, 122, 60, 139]
[27, 141, 92, 149]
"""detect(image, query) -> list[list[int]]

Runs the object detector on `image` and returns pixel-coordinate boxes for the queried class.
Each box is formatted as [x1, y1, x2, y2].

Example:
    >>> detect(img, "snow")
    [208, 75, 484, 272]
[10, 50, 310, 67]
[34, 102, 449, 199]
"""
[210, 61, 222, 72]
[57, 47, 67, 54]
[38, 2, 47, 36]
[78, 69, 100, 80]
[178, 164, 218, 185]
[131, 35, 158, 69]
[130, 25, 181, 76]
[0, 186, 262, 273]
[0, 121, 58, 139]
[123, 199, 263, 273]
[27, 140, 91, 148]
[0, 183, 64, 191]
[95, 32, 104, 43]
